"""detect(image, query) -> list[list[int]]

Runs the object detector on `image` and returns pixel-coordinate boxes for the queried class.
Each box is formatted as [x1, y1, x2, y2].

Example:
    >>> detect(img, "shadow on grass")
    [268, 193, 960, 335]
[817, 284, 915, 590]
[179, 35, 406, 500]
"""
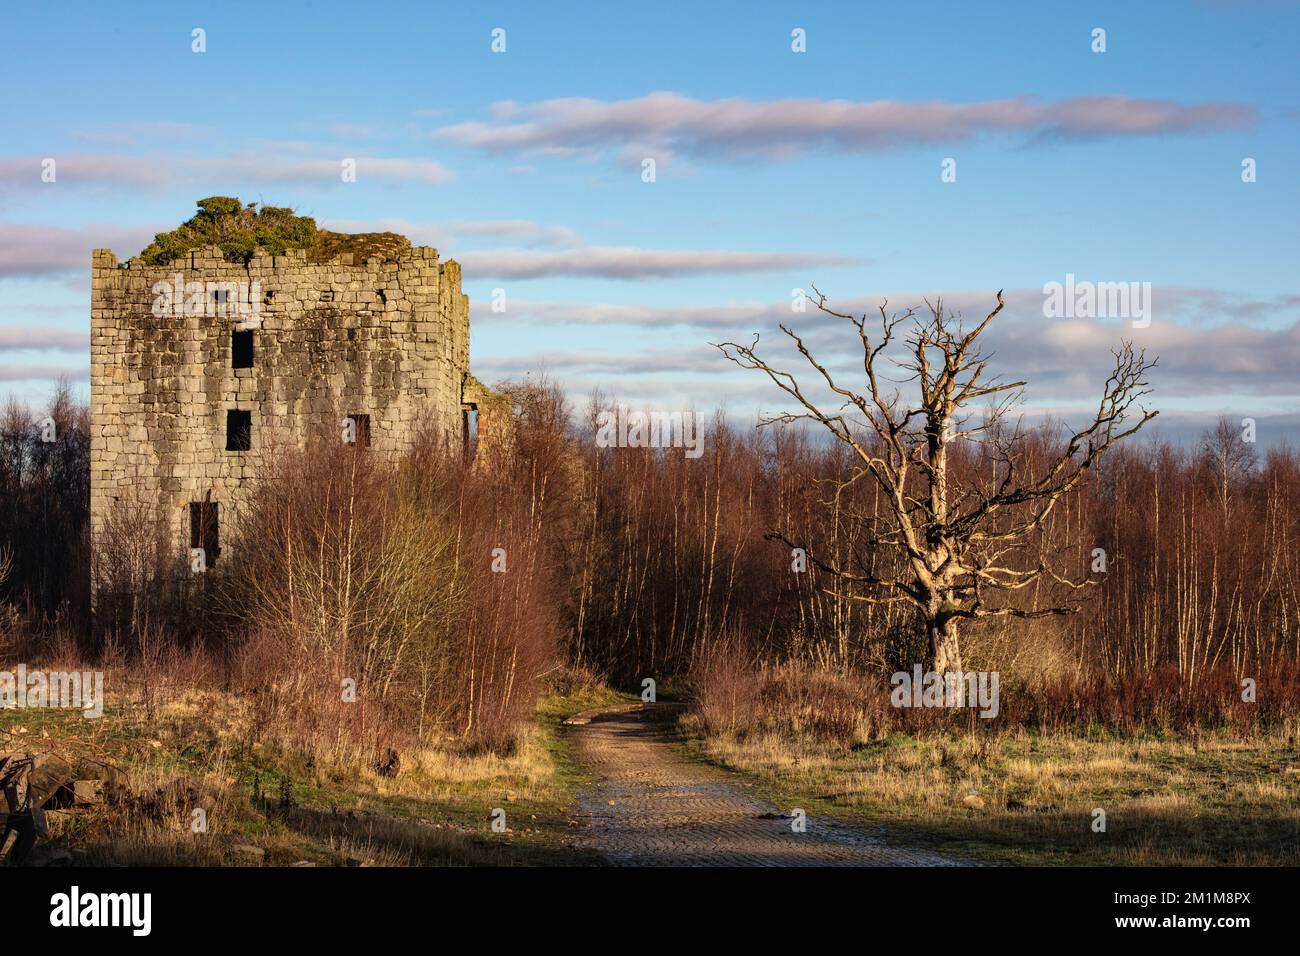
[842, 803, 1300, 867]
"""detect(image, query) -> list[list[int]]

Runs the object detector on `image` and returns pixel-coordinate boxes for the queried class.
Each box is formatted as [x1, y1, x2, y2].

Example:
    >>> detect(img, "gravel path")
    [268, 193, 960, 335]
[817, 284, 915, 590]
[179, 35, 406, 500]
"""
[566, 704, 968, 866]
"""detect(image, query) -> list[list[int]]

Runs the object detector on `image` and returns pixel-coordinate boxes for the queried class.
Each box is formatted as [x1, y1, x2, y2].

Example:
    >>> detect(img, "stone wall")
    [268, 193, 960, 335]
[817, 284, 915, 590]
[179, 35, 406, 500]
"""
[462, 372, 516, 472]
[90, 242, 481, 566]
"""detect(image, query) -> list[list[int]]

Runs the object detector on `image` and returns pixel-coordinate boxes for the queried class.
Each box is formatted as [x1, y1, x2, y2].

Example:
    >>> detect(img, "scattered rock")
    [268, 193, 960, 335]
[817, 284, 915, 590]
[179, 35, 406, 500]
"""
[230, 844, 265, 862]
[75, 757, 128, 786]
[26, 754, 76, 808]
[72, 780, 103, 806]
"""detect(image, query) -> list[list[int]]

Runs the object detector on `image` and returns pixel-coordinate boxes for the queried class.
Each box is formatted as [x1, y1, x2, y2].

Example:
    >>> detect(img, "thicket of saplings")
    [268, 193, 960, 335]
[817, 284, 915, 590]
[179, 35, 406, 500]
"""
[2, 384, 1297, 765]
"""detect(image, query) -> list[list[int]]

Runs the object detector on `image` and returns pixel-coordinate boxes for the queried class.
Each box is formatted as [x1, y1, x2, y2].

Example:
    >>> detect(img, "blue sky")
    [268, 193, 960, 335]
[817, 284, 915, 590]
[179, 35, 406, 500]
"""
[2, 0, 1298, 444]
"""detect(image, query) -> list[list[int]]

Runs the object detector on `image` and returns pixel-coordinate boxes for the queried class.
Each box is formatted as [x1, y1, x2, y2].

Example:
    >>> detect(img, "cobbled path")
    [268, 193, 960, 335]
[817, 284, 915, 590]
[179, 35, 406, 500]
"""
[567, 704, 969, 866]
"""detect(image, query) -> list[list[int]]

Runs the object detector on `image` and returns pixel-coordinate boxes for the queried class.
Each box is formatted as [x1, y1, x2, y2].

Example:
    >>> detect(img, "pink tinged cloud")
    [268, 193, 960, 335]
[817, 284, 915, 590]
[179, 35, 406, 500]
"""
[1, 218, 846, 281]
[0, 152, 453, 193]
[471, 287, 1300, 401]
[0, 154, 169, 189]
[0, 327, 88, 351]
[0, 223, 159, 276]
[0, 363, 88, 382]
[436, 92, 1255, 160]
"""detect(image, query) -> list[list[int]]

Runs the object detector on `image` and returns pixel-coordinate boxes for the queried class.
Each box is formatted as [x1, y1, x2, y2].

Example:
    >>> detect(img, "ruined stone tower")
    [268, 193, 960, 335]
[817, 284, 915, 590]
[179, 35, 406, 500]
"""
[90, 237, 503, 569]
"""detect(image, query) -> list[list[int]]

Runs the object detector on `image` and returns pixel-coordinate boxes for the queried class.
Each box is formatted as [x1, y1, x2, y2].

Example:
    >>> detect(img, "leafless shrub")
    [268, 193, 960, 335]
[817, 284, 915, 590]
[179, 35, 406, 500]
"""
[217, 420, 558, 758]
[689, 635, 761, 736]
[91, 484, 181, 651]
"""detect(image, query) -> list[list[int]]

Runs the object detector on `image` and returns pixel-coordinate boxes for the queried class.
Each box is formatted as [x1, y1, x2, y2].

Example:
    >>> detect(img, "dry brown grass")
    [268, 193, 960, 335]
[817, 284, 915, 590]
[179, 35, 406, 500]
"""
[685, 723, 1300, 865]
[2, 660, 608, 867]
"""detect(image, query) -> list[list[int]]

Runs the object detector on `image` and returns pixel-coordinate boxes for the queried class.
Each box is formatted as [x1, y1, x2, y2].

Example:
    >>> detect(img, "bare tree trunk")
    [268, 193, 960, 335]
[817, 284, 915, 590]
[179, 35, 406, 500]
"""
[929, 614, 963, 674]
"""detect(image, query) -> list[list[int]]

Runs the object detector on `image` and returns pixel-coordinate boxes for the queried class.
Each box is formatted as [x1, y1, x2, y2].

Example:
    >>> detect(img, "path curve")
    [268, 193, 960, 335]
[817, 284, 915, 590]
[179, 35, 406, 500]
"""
[566, 704, 968, 866]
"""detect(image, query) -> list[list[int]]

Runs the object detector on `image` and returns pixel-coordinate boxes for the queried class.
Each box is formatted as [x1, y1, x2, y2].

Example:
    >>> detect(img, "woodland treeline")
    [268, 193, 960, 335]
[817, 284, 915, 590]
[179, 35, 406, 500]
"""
[2, 383, 1297, 745]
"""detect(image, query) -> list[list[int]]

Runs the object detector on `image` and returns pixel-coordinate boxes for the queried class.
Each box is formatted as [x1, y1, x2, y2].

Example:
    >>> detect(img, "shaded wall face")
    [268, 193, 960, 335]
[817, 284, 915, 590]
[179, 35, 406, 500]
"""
[90, 245, 471, 558]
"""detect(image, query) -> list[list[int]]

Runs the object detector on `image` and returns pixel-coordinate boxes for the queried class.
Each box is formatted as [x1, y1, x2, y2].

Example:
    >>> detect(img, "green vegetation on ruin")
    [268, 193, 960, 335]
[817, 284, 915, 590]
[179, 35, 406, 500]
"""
[138, 196, 412, 266]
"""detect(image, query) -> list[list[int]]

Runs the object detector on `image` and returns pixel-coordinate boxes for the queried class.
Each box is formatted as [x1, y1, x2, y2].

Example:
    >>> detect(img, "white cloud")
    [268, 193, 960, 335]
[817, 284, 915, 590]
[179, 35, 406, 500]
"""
[460, 246, 860, 280]
[322, 217, 581, 249]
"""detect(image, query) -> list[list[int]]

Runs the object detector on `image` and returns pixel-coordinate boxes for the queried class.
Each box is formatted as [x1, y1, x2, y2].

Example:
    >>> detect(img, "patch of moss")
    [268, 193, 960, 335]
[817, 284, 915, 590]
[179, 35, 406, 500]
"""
[139, 197, 412, 266]
[307, 229, 411, 264]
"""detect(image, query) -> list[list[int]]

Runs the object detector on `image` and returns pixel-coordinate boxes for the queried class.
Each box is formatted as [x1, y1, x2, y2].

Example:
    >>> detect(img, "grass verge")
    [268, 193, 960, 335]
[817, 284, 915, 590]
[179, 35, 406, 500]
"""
[1, 676, 626, 867]
[678, 720, 1300, 865]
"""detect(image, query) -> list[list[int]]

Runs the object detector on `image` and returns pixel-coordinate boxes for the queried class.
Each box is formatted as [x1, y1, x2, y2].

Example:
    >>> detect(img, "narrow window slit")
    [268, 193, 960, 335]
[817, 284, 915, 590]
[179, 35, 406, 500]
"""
[232, 329, 254, 368]
[463, 407, 479, 459]
[189, 501, 220, 565]
[226, 409, 252, 451]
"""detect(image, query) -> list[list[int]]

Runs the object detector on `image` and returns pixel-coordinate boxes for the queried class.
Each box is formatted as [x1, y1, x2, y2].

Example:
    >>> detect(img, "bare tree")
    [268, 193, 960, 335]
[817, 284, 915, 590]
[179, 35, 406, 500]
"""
[1198, 414, 1257, 520]
[715, 290, 1158, 674]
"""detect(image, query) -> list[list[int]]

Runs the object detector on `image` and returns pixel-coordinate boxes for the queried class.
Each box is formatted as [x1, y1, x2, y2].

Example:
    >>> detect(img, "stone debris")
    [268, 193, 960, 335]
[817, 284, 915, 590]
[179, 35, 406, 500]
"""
[72, 780, 104, 805]
[1, 751, 119, 864]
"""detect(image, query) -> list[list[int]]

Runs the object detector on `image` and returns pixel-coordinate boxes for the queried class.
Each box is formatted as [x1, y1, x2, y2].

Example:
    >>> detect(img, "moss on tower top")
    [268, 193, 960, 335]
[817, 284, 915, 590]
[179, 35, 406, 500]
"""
[138, 197, 413, 266]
